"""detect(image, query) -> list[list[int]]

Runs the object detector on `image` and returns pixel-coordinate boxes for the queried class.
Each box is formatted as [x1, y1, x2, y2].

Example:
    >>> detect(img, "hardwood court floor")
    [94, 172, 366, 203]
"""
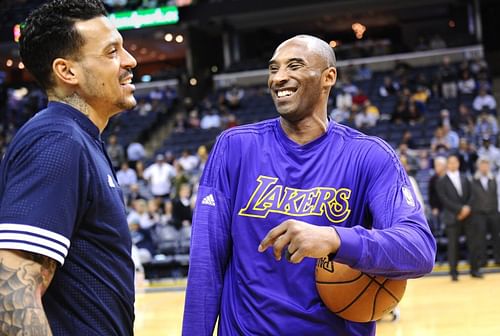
[135, 273, 500, 336]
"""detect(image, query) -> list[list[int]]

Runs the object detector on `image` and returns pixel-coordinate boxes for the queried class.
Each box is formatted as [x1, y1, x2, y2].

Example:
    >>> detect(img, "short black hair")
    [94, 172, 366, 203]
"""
[19, 0, 107, 90]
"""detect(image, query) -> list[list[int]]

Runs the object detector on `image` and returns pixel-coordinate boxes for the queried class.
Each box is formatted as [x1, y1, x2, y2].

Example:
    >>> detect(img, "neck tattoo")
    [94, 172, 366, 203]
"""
[57, 93, 91, 117]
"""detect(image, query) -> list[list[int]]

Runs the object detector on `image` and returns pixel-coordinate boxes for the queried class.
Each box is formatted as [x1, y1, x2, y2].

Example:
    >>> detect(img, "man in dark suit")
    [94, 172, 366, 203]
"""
[471, 157, 500, 267]
[437, 154, 480, 281]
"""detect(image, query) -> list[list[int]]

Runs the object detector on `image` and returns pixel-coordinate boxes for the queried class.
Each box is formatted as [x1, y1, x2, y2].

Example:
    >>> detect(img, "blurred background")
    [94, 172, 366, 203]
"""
[1, 0, 500, 334]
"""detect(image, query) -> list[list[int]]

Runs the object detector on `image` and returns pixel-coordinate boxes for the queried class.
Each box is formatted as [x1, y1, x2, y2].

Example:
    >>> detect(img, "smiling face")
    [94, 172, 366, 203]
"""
[72, 16, 137, 116]
[268, 37, 336, 122]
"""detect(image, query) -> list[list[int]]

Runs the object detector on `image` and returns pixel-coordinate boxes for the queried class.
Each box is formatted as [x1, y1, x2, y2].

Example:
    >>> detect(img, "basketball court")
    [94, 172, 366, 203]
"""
[134, 268, 500, 335]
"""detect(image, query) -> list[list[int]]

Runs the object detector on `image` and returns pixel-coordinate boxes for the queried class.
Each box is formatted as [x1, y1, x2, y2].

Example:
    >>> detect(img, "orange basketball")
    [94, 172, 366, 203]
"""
[315, 257, 407, 322]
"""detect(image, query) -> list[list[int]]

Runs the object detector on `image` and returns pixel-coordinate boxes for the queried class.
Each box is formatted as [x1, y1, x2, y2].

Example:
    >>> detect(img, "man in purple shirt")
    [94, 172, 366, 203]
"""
[183, 35, 436, 335]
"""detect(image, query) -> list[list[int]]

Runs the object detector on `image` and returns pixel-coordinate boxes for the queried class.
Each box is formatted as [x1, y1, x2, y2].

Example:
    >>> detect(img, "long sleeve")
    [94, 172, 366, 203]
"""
[182, 134, 232, 336]
[333, 141, 436, 279]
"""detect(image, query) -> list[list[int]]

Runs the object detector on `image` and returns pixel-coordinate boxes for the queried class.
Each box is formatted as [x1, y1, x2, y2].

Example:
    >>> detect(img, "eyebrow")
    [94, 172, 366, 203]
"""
[268, 57, 306, 66]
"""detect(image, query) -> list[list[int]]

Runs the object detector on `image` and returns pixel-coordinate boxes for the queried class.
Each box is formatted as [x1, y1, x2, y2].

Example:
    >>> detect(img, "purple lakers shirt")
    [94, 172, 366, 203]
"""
[183, 118, 436, 336]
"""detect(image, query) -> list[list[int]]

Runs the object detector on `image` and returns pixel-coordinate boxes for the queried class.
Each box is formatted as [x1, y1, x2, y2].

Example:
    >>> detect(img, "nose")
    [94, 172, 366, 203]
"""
[269, 66, 289, 88]
[122, 47, 137, 70]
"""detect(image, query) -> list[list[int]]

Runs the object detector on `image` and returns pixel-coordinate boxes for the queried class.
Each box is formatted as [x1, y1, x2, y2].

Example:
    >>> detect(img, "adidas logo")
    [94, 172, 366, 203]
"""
[201, 194, 216, 206]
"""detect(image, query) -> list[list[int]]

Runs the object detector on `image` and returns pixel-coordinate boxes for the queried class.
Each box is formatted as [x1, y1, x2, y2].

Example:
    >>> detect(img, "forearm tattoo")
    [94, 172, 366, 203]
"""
[0, 253, 56, 336]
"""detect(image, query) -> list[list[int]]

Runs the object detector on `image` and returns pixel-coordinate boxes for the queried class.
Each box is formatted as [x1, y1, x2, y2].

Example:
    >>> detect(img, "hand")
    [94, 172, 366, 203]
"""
[457, 205, 471, 220]
[258, 219, 340, 264]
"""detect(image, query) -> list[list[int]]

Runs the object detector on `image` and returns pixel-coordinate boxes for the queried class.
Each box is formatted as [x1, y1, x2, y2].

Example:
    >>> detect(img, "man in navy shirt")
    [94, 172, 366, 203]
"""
[183, 35, 436, 335]
[0, 0, 137, 335]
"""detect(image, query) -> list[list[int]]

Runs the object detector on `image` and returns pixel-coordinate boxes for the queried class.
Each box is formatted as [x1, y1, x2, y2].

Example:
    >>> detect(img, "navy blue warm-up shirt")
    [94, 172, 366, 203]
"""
[0, 102, 134, 336]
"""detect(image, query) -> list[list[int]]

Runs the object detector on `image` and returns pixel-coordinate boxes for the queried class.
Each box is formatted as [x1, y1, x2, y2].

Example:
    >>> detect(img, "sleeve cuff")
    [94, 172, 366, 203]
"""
[331, 225, 363, 266]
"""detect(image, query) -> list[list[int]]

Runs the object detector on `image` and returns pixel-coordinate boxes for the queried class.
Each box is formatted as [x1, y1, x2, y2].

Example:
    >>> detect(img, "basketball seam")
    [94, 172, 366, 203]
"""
[365, 274, 402, 302]
[331, 277, 374, 314]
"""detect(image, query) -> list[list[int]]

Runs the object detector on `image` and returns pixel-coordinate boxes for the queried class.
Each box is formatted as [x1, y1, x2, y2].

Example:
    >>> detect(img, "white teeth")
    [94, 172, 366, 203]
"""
[121, 79, 132, 85]
[277, 90, 294, 97]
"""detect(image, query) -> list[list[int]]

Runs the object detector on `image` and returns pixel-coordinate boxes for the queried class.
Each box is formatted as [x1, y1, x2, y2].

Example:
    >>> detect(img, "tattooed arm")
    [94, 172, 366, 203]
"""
[0, 250, 57, 336]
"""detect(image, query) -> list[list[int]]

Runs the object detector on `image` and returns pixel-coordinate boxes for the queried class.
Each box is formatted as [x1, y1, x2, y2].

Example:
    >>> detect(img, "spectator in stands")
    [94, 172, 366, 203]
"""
[106, 134, 125, 171]
[431, 126, 451, 154]
[339, 78, 359, 95]
[172, 162, 189, 198]
[400, 130, 417, 149]
[391, 100, 407, 124]
[415, 35, 428, 51]
[187, 109, 201, 128]
[335, 87, 353, 112]
[160, 199, 174, 226]
[127, 141, 145, 169]
[172, 183, 193, 230]
[397, 144, 419, 172]
[352, 89, 369, 107]
[473, 87, 497, 112]
[457, 138, 478, 175]
[354, 108, 375, 129]
[177, 149, 199, 175]
[478, 137, 500, 172]
[200, 108, 222, 129]
[437, 154, 477, 281]
[147, 198, 161, 227]
[411, 85, 430, 113]
[437, 56, 458, 99]
[471, 157, 500, 268]
[457, 70, 476, 96]
[127, 198, 155, 231]
[128, 200, 155, 264]
[403, 102, 423, 125]
[117, 161, 137, 189]
[126, 183, 152, 207]
[475, 109, 498, 143]
[355, 64, 372, 81]
[330, 105, 350, 123]
[225, 84, 245, 109]
[143, 154, 176, 202]
[173, 112, 188, 133]
[455, 104, 476, 140]
[379, 76, 400, 97]
[442, 125, 460, 150]
[136, 98, 152, 116]
[196, 145, 209, 174]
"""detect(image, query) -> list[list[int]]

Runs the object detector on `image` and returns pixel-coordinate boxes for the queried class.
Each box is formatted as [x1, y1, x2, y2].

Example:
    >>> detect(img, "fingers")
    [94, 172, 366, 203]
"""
[258, 221, 290, 252]
[272, 232, 291, 261]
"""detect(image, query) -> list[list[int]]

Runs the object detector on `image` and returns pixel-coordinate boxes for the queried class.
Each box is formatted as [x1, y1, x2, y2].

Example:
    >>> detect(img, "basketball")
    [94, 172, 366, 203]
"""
[315, 257, 407, 322]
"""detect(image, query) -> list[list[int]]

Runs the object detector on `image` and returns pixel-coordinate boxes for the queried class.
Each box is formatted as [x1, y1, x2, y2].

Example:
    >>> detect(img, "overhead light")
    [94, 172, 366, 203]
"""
[6, 59, 13, 67]
[189, 77, 197, 86]
[164, 33, 173, 42]
[18, 61, 25, 69]
[211, 65, 218, 73]
[448, 20, 456, 28]
[141, 75, 152, 82]
[329, 40, 337, 48]
[175, 34, 184, 43]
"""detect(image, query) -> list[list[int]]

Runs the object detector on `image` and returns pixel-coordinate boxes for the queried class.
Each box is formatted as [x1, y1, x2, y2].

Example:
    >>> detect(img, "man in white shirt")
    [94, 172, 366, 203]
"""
[471, 158, 500, 267]
[143, 154, 176, 200]
[116, 161, 137, 188]
[473, 88, 497, 112]
[437, 155, 477, 280]
[177, 149, 199, 174]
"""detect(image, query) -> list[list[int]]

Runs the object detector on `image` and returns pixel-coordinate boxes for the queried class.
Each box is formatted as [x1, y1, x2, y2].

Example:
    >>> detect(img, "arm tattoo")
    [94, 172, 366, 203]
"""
[0, 252, 56, 336]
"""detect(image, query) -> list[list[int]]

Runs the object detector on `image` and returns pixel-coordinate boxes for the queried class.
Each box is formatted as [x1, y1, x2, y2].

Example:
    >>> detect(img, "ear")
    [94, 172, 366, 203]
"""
[323, 67, 337, 88]
[52, 58, 79, 86]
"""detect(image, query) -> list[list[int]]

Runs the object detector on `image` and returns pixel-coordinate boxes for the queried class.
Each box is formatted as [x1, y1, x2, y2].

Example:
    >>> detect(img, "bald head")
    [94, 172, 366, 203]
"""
[275, 35, 336, 68]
